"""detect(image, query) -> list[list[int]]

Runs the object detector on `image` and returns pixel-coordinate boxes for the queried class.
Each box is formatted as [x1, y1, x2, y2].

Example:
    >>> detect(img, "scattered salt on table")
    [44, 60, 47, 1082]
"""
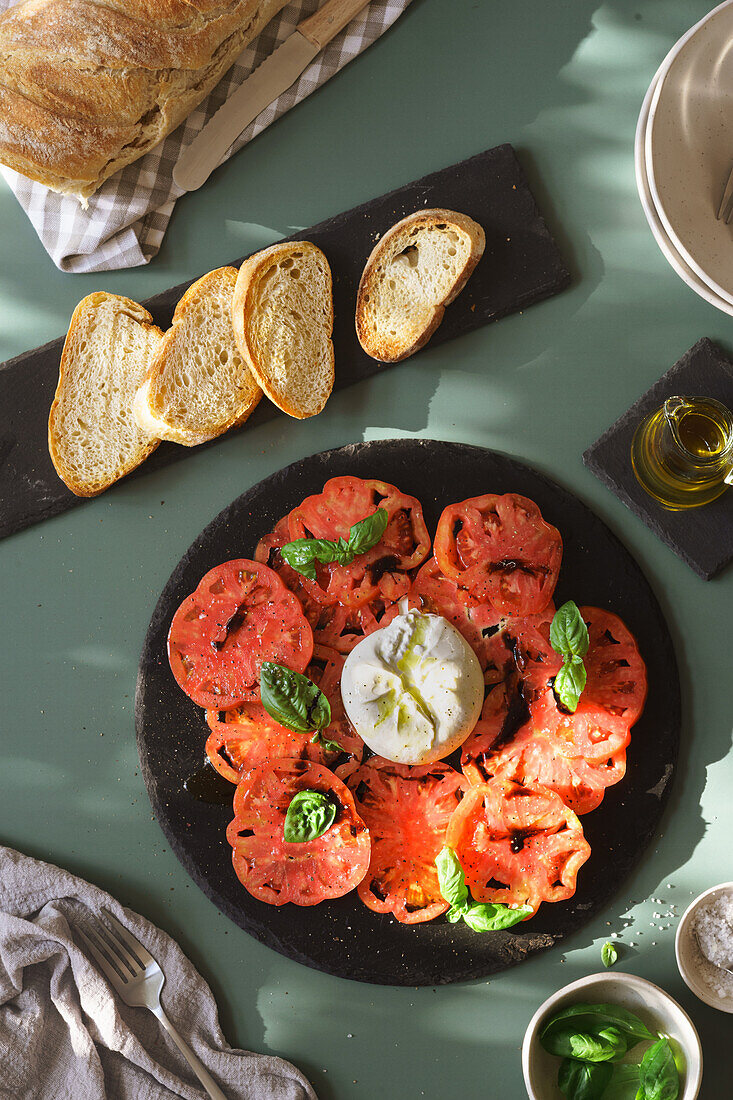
[694, 893, 733, 999]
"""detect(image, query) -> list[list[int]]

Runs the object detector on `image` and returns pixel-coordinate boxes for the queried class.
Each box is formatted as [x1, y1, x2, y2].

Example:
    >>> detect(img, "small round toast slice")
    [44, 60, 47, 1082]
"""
[355, 209, 486, 363]
[133, 266, 262, 447]
[48, 292, 163, 497]
[231, 242, 334, 420]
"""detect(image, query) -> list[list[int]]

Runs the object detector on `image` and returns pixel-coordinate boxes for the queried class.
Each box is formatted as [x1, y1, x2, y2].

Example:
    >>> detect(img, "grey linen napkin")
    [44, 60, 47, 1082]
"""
[0, 845, 317, 1100]
[0, 0, 412, 274]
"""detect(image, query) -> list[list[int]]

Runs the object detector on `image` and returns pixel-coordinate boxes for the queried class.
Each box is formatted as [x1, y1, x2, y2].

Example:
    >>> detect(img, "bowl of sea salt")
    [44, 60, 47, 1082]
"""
[676, 882, 733, 1013]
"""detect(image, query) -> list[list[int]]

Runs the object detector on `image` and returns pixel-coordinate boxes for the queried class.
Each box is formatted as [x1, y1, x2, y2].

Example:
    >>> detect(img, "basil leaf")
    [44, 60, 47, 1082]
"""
[283, 790, 336, 843]
[347, 508, 388, 556]
[604, 1064, 642, 1100]
[602, 941, 618, 968]
[558, 1058, 613, 1100]
[462, 902, 533, 933]
[541, 1004, 654, 1054]
[554, 655, 587, 713]
[435, 846, 469, 908]
[260, 663, 331, 734]
[638, 1038, 680, 1100]
[280, 538, 339, 581]
[550, 601, 590, 658]
[446, 905, 467, 923]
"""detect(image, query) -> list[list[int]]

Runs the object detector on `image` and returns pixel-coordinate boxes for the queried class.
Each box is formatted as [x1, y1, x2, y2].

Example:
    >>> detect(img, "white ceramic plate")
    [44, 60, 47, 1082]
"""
[676, 881, 733, 1014]
[646, 0, 733, 306]
[635, 58, 733, 316]
[522, 972, 703, 1100]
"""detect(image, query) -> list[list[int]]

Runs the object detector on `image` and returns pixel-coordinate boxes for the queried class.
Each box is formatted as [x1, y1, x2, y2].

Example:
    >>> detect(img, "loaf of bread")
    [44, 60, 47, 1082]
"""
[0, 0, 288, 203]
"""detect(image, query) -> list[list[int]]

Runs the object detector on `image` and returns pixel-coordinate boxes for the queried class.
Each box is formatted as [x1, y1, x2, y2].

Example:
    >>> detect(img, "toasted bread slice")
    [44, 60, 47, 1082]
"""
[231, 242, 334, 420]
[133, 267, 262, 446]
[48, 292, 163, 497]
[355, 209, 485, 363]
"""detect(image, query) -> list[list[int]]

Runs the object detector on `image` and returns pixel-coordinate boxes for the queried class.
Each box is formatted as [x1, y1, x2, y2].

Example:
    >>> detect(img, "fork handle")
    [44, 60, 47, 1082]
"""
[152, 1005, 228, 1100]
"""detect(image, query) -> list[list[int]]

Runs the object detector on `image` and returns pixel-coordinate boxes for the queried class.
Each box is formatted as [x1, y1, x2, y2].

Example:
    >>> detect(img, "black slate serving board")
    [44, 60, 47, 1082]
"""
[584, 338, 733, 580]
[136, 439, 680, 986]
[0, 144, 570, 541]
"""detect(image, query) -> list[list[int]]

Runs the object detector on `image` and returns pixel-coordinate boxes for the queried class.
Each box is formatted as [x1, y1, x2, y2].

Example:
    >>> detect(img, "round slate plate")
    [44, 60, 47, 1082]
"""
[136, 440, 680, 986]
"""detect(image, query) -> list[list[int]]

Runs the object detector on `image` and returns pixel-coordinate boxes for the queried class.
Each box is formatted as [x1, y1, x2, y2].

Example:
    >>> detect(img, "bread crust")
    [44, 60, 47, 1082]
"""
[0, 0, 288, 201]
[48, 292, 162, 496]
[231, 241, 334, 419]
[355, 208, 486, 363]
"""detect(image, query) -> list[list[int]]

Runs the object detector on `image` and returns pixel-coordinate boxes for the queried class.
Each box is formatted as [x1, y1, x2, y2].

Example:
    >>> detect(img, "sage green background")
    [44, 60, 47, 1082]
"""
[1, 1, 731, 1096]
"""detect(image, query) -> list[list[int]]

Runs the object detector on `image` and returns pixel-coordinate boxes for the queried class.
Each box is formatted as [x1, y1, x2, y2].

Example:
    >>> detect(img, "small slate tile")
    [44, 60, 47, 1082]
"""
[583, 338, 733, 580]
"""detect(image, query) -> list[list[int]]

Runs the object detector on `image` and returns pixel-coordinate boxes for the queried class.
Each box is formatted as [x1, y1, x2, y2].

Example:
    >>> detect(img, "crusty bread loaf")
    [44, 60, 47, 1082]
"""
[133, 266, 262, 446]
[48, 292, 163, 496]
[355, 209, 486, 363]
[0, 0, 288, 203]
[231, 241, 334, 419]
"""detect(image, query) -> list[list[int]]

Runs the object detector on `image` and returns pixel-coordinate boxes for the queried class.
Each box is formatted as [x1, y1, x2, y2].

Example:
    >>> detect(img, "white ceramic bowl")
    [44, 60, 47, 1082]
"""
[676, 881, 733, 1014]
[522, 972, 703, 1100]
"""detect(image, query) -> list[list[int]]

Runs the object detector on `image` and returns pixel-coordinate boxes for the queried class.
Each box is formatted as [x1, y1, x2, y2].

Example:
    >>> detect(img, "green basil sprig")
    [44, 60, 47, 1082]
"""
[541, 1004, 653, 1058]
[558, 1058, 613, 1100]
[283, 790, 336, 843]
[280, 508, 388, 581]
[435, 847, 532, 932]
[602, 1064, 641, 1100]
[601, 941, 618, 968]
[550, 600, 590, 712]
[259, 662, 343, 754]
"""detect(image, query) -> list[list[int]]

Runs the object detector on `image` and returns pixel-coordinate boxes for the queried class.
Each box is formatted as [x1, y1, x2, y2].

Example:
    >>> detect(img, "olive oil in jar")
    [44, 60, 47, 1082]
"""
[631, 395, 733, 510]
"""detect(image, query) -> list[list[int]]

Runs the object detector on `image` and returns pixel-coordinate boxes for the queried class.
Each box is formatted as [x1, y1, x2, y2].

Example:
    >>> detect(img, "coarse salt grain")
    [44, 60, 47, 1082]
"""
[693, 893, 733, 1000]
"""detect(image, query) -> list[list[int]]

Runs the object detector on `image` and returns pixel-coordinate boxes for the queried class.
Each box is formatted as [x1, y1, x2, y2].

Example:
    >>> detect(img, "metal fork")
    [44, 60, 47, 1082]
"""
[75, 908, 227, 1100]
[717, 163, 733, 223]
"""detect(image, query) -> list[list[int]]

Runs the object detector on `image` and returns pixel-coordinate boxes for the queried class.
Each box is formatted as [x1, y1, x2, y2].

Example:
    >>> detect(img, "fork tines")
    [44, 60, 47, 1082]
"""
[717, 163, 733, 223]
[75, 909, 153, 985]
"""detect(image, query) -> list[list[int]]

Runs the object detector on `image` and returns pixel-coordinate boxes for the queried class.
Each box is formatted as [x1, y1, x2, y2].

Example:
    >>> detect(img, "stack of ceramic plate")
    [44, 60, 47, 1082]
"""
[636, 0, 733, 316]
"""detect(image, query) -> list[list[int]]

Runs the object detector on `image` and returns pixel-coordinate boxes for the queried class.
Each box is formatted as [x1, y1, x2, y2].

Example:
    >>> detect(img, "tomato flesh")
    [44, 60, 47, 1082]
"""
[226, 759, 370, 906]
[445, 777, 590, 913]
[434, 494, 562, 615]
[168, 559, 313, 709]
[348, 759, 467, 923]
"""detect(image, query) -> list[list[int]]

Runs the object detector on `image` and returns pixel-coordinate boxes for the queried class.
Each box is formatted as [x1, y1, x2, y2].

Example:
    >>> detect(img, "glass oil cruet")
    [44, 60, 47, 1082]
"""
[631, 395, 733, 510]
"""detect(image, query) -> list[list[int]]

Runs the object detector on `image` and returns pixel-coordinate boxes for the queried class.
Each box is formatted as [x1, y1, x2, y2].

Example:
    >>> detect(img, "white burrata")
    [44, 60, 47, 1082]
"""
[340, 606, 484, 765]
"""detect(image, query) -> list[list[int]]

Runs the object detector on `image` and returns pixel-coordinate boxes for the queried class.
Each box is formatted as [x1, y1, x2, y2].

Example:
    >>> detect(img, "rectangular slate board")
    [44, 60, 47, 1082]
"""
[0, 144, 570, 541]
[583, 337, 733, 581]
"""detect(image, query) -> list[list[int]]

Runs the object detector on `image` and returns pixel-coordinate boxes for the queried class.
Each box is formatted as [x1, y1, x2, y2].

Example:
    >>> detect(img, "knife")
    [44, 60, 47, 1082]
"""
[173, 0, 373, 192]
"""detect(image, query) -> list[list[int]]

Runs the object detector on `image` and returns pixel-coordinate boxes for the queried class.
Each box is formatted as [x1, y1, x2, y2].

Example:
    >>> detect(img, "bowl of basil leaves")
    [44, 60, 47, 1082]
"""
[522, 972, 702, 1100]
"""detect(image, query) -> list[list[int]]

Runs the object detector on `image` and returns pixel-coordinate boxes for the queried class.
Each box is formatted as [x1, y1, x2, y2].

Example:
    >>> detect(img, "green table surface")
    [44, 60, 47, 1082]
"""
[1, 1, 731, 1096]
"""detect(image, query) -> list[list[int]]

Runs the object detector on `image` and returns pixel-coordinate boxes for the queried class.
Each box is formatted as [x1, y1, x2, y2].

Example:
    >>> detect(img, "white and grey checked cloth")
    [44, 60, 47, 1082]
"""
[0, 0, 411, 273]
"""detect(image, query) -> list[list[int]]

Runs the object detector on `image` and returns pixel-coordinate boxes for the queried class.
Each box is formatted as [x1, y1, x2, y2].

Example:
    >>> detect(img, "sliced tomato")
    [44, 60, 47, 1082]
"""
[305, 598, 400, 654]
[226, 760, 370, 906]
[348, 759, 467, 924]
[409, 557, 503, 672]
[445, 777, 590, 913]
[168, 559, 313, 709]
[462, 685, 629, 815]
[434, 493, 562, 615]
[287, 476, 430, 608]
[206, 646, 364, 782]
[581, 607, 647, 727]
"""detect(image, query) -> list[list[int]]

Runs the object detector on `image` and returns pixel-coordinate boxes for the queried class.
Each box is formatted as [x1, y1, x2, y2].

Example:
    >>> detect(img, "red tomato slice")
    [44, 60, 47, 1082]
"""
[462, 685, 629, 815]
[581, 607, 647, 727]
[348, 759, 467, 924]
[434, 494, 562, 615]
[168, 559, 313, 710]
[409, 557, 503, 672]
[445, 777, 590, 913]
[226, 759, 370, 906]
[287, 476, 430, 608]
[206, 646, 364, 782]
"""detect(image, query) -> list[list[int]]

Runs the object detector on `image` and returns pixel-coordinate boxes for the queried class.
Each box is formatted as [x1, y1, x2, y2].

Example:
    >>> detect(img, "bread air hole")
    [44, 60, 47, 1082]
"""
[395, 245, 419, 269]
[289, 268, 300, 278]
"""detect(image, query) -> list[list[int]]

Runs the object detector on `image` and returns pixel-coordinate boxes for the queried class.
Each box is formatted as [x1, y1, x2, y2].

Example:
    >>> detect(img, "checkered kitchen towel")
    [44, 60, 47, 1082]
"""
[0, 0, 411, 273]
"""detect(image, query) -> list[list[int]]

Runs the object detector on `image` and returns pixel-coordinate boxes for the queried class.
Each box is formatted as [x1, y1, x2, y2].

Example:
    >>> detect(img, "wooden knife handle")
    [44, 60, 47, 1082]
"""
[298, 0, 371, 51]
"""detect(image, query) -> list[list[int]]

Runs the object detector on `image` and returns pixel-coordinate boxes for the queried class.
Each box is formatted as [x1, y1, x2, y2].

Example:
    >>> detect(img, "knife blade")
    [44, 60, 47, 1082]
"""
[173, 32, 319, 193]
[173, 0, 372, 193]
